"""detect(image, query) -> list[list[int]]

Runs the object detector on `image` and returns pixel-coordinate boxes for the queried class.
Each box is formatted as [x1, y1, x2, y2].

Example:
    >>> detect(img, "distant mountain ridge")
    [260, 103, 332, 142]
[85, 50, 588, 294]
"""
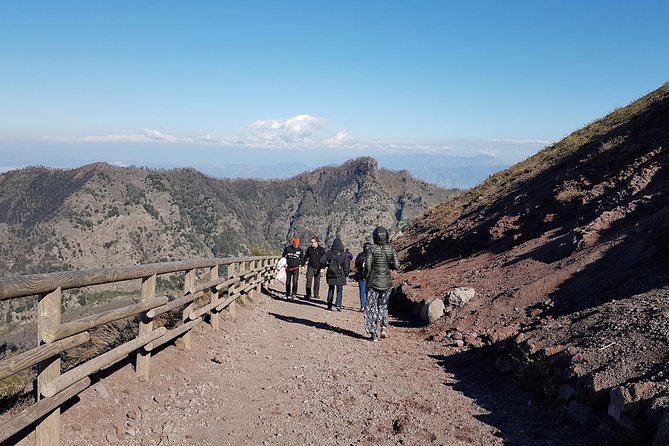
[0, 157, 454, 276]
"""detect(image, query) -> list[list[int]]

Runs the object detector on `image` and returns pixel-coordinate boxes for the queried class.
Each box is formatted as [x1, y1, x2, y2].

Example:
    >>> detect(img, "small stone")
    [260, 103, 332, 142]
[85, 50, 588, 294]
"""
[95, 383, 110, 400]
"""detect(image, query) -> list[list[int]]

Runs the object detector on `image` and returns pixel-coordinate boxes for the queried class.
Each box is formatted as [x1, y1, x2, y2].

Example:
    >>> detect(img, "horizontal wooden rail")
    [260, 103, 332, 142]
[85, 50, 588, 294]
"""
[0, 255, 277, 301]
[146, 291, 204, 318]
[215, 276, 241, 292]
[44, 296, 168, 343]
[0, 333, 90, 381]
[0, 378, 91, 444]
[143, 318, 202, 352]
[0, 254, 280, 446]
[41, 327, 167, 398]
[214, 293, 241, 312]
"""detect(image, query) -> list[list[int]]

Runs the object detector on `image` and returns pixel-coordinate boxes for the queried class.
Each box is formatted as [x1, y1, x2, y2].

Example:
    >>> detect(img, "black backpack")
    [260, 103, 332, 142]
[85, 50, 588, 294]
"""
[327, 253, 344, 278]
[354, 252, 365, 279]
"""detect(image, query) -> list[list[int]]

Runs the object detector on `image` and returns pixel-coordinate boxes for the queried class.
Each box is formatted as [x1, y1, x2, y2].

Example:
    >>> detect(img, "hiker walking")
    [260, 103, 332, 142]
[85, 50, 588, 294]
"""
[364, 226, 400, 341]
[354, 240, 372, 312]
[320, 237, 349, 311]
[282, 237, 304, 299]
[302, 237, 325, 299]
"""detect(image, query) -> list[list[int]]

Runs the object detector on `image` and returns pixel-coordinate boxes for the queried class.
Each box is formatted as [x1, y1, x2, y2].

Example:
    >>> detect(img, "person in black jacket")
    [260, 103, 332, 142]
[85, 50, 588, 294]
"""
[282, 237, 304, 299]
[363, 226, 400, 341]
[354, 240, 372, 311]
[320, 237, 349, 311]
[302, 237, 325, 299]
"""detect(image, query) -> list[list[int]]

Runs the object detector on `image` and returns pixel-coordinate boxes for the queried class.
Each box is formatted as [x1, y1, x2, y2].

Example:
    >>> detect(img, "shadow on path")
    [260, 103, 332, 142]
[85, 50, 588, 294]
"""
[430, 348, 617, 446]
[269, 312, 367, 340]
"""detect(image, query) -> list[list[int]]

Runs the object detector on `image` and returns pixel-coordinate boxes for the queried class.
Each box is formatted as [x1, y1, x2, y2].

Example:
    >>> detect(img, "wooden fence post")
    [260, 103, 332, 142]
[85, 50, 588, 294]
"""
[226, 263, 236, 317]
[136, 274, 156, 381]
[36, 287, 61, 446]
[208, 265, 220, 330]
[182, 269, 196, 350]
[255, 260, 262, 296]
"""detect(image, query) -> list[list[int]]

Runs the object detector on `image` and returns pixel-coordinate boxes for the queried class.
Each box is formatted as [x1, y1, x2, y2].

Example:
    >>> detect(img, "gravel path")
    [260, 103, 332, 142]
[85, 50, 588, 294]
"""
[18, 279, 606, 445]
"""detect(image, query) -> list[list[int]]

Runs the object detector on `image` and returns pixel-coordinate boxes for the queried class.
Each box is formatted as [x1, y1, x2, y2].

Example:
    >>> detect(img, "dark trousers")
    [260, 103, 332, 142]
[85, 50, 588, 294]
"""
[285, 268, 299, 297]
[305, 266, 321, 298]
[327, 285, 344, 309]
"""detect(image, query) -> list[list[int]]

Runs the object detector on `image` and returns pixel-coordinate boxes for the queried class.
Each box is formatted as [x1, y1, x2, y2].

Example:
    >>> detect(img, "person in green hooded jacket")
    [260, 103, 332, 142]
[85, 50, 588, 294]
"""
[363, 226, 400, 341]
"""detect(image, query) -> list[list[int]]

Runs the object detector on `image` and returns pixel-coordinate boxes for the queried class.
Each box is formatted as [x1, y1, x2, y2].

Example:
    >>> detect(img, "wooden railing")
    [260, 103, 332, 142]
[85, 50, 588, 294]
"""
[0, 255, 280, 445]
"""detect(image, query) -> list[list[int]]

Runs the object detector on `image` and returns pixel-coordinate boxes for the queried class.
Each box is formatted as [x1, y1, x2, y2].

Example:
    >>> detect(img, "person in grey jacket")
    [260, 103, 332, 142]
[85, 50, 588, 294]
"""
[363, 226, 400, 341]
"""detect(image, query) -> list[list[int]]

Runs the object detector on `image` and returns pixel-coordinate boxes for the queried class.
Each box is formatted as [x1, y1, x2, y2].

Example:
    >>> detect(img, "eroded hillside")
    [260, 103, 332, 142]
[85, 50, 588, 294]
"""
[395, 83, 669, 444]
[0, 157, 453, 276]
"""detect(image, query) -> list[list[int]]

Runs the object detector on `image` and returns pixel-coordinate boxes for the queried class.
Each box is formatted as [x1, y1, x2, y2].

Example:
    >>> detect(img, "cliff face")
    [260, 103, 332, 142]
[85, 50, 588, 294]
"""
[0, 157, 454, 276]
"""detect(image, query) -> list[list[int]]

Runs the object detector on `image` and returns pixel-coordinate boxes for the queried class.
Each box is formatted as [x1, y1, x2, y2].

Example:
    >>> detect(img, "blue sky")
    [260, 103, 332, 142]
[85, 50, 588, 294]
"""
[1, 1, 668, 173]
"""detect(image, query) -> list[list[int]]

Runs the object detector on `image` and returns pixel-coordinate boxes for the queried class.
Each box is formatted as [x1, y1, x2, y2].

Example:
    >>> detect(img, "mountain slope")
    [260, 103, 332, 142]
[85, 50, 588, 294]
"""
[395, 82, 669, 443]
[0, 157, 454, 276]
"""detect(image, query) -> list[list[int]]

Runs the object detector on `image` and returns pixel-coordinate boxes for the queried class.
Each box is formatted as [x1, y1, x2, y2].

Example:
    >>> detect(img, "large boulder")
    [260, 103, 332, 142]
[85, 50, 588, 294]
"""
[426, 299, 446, 324]
[445, 287, 475, 307]
[420, 301, 430, 322]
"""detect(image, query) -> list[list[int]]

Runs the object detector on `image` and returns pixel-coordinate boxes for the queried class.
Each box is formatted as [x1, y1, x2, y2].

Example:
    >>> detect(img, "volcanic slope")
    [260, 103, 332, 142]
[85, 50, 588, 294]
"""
[395, 82, 669, 444]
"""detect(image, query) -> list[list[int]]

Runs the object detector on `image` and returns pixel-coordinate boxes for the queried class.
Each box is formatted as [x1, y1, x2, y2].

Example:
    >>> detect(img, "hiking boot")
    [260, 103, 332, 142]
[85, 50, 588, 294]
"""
[370, 333, 379, 342]
[380, 327, 388, 338]
[327, 306, 333, 311]
[335, 306, 342, 312]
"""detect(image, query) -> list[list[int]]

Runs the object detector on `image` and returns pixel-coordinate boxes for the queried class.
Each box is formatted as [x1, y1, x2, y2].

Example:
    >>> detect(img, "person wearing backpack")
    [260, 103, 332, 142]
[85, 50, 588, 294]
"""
[364, 226, 400, 341]
[354, 240, 372, 312]
[320, 237, 349, 311]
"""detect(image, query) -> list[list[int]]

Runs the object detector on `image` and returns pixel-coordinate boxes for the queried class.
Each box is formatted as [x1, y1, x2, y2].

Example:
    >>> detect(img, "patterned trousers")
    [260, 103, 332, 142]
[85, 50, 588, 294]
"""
[364, 287, 391, 335]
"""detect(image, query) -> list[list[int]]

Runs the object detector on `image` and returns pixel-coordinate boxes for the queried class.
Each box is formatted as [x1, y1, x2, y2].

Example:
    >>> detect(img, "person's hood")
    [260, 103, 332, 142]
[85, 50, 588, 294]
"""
[331, 238, 344, 252]
[372, 226, 389, 245]
[363, 241, 372, 252]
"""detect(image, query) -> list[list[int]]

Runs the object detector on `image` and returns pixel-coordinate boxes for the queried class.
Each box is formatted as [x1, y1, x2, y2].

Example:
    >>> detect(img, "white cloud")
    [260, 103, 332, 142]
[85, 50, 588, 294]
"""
[248, 114, 328, 145]
[140, 129, 180, 142]
[323, 130, 353, 146]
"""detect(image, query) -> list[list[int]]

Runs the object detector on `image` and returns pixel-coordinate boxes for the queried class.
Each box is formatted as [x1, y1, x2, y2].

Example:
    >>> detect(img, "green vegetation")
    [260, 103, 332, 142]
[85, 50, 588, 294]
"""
[107, 206, 120, 218]
[211, 232, 240, 256]
[250, 246, 279, 256]
[142, 202, 160, 219]
[75, 290, 128, 307]
[0, 372, 32, 400]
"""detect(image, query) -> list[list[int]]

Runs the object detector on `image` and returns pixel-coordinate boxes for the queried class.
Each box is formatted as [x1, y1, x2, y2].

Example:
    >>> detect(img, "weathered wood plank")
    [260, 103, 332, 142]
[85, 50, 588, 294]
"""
[207, 266, 220, 330]
[214, 293, 241, 312]
[143, 318, 202, 352]
[43, 296, 168, 343]
[0, 256, 279, 301]
[146, 291, 203, 318]
[36, 287, 61, 446]
[0, 332, 89, 381]
[214, 276, 240, 292]
[40, 327, 167, 398]
[0, 377, 90, 444]
[181, 269, 196, 350]
[136, 274, 156, 382]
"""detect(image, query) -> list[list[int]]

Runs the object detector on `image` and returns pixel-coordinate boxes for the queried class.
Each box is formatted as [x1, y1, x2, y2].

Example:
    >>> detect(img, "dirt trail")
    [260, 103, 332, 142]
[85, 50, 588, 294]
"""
[18, 278, 608, 445]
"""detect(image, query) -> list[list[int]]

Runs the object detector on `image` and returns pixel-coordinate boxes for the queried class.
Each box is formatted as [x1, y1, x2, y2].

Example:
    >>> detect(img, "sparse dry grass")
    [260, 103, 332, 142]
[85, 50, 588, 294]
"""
[556, 185, 584, 203]
[417, 82, 669, 231]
